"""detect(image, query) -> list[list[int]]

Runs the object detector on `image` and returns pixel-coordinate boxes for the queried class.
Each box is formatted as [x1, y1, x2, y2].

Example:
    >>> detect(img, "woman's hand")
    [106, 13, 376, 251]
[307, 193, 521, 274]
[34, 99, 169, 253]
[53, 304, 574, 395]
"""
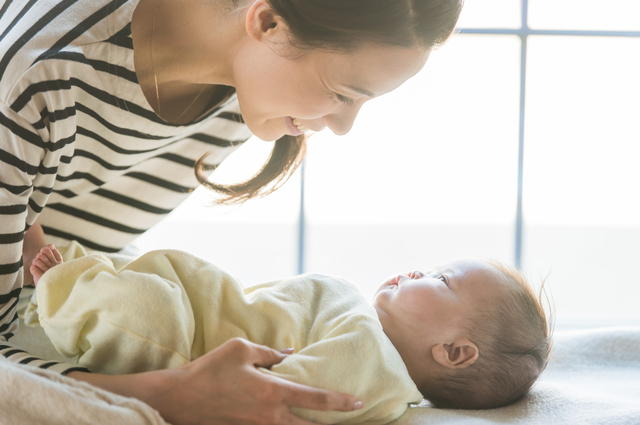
[69, 338, 363, 425]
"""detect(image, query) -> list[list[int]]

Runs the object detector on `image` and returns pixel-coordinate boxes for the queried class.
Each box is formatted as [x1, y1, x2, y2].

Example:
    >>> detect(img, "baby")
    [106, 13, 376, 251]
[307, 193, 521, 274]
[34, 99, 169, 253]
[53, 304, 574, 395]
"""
[27, 242, 552, 424]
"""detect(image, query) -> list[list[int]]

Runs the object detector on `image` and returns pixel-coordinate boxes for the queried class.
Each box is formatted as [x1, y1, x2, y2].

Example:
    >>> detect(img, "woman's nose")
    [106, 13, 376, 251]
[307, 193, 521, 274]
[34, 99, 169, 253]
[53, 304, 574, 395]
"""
[323, 105, 361, 136]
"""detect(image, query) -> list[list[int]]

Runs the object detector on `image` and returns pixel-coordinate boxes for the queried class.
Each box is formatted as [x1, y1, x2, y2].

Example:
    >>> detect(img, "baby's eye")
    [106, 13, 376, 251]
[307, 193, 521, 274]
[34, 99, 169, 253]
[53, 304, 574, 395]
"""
[438, 275, 449, 287]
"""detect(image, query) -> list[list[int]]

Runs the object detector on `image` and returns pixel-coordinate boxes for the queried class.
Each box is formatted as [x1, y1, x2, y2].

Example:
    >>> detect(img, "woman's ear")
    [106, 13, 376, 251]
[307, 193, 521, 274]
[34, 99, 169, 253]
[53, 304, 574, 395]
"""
[431, 338, 479, 369]
[244, 0, 286, 42]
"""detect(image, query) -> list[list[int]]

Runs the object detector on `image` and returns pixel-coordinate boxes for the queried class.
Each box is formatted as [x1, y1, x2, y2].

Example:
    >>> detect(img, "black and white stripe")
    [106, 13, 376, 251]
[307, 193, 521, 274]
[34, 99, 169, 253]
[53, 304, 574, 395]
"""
[0, 0, 251, 372]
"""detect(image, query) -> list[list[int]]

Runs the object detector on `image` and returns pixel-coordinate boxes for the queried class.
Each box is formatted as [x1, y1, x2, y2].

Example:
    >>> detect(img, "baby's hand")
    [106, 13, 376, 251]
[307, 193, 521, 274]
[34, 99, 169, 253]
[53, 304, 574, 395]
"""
[30, 244, 63, 286]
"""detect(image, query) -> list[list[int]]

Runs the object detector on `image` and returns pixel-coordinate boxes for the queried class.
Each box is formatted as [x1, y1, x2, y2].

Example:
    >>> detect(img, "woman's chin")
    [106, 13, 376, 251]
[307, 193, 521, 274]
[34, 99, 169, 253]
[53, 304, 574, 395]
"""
[243, 123, 282, 142]
[253, 134, 278, 142]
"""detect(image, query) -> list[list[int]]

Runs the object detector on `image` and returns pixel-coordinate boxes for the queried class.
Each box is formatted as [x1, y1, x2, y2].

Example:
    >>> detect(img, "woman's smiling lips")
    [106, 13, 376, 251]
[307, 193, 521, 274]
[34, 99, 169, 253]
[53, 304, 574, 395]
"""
[286, 116, 303, 136]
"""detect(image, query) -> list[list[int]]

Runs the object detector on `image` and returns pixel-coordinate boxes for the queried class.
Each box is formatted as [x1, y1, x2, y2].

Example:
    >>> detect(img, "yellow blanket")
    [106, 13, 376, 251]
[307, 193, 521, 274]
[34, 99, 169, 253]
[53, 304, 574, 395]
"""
[25, 242, 423, 424]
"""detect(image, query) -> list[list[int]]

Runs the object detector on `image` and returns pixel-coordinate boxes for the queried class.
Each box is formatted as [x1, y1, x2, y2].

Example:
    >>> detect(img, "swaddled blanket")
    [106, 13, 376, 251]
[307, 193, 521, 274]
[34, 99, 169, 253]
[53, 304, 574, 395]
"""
[24, 243, 423, 425]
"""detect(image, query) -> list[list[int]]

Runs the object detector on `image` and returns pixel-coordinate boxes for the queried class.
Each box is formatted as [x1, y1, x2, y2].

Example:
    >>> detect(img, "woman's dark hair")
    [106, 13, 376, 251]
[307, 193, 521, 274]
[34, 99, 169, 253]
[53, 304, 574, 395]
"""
[198, 0, 464, 204]
[270, 0, 464, 51]
[196, 134, 305, 205]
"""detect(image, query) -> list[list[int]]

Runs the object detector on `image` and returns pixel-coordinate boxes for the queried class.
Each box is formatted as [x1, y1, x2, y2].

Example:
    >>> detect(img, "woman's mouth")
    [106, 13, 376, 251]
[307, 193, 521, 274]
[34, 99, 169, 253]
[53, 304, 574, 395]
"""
[287, 116, 308, 135]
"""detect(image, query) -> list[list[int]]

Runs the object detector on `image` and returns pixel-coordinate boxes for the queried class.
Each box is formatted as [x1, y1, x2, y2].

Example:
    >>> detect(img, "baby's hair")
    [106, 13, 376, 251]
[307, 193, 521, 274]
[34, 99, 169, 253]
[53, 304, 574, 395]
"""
[420, 261, 554, 409]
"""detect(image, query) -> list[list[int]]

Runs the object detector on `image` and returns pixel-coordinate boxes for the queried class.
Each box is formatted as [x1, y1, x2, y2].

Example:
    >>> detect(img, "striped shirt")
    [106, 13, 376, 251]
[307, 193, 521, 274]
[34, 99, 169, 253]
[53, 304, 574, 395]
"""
[0, 0, 251, 373]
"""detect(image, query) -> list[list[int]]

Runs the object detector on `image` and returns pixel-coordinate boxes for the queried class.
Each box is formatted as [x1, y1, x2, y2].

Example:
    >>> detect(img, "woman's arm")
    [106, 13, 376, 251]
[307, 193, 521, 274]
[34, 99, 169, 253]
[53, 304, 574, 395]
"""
[0, 102, 87, 373]
[69, 338, 363, 425]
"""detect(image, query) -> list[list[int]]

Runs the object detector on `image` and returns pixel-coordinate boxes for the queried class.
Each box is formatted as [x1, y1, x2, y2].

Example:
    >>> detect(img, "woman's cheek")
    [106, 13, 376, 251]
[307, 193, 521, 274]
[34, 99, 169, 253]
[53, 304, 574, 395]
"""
[295, 95, 335, 120]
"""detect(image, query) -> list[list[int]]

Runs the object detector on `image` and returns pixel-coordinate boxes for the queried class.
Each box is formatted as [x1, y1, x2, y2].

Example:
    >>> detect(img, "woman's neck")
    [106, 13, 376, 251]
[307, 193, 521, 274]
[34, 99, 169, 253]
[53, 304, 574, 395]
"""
[131, 0, 243, 121]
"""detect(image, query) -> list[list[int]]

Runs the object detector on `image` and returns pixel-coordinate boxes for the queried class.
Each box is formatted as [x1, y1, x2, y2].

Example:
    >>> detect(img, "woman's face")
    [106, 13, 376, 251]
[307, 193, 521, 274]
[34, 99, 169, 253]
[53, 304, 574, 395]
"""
[232, 19, 429, 141]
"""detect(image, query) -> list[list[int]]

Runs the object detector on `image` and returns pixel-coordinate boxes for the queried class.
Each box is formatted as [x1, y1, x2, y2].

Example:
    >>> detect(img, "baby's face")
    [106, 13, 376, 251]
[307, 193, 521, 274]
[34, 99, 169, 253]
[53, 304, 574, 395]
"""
[372, 259, 509, 382]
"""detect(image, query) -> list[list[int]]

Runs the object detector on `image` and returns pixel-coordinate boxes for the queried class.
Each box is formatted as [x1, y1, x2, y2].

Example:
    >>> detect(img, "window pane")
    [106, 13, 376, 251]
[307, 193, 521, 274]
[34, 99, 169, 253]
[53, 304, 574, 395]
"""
[523, 36, 640, 322]
[528, 0, 640, 31]
[457, 0, 521, 29]
[304, 35, 521, 298]
[136, 138, 301, 285]
[306, 35, 521, 226]
[524, 36, 640, 226]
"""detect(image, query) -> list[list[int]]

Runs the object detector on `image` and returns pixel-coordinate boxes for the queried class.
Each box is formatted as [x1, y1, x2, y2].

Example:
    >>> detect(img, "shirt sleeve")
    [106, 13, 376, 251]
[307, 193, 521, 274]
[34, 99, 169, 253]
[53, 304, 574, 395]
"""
[0, 101, 89, 374]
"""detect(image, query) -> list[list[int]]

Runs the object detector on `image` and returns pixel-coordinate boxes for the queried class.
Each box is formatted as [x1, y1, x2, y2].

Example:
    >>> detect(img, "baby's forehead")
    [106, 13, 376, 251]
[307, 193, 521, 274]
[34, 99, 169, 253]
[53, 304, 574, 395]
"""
[437, 258, 501, 279]
[443, 259, 513, 297]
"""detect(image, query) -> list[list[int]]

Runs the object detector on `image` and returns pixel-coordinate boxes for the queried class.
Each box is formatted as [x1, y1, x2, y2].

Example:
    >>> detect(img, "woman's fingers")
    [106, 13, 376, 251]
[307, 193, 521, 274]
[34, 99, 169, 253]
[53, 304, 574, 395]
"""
[238, 339, 363, 412]
[243, 338, 290, 369]
[136, 338, 363, 425]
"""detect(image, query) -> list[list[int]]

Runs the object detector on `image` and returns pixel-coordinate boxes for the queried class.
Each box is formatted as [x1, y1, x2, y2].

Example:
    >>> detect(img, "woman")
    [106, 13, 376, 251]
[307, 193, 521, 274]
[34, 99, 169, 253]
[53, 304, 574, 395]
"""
[0, 0, 463, 423]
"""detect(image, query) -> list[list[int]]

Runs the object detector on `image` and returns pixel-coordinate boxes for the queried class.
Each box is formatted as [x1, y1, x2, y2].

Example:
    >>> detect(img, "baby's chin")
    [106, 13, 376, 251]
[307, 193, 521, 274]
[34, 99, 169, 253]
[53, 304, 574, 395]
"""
[371, 281, 397, 308]
[371, 281, 390, 299]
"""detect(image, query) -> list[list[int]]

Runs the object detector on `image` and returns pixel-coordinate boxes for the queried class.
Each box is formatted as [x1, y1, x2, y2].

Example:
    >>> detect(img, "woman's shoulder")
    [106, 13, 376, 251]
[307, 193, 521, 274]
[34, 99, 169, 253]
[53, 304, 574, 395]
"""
[0, 0, 140, 99]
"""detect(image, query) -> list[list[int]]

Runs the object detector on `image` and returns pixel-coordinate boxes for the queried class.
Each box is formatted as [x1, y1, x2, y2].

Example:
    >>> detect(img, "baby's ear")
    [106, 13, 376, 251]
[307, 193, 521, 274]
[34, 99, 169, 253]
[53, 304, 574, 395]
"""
[432, 338, 479, 369]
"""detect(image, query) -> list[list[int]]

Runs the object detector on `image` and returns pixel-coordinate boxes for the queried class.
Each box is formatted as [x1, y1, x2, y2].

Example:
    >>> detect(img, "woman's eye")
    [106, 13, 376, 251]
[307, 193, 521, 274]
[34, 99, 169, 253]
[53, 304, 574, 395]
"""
[336, 94, 354, 106]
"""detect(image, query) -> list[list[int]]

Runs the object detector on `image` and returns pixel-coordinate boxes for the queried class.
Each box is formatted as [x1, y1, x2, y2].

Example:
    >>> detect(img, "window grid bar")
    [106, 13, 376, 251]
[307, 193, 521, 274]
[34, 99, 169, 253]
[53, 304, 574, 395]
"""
[297, 158, 306, 275]
[458, 28, 640, 38]
[514, 0, 529, 269]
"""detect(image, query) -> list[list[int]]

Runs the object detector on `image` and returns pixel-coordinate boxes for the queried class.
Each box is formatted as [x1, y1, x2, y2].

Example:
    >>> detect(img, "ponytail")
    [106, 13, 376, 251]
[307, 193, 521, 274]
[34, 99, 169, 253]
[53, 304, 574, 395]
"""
[195, 134, 306, 205]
